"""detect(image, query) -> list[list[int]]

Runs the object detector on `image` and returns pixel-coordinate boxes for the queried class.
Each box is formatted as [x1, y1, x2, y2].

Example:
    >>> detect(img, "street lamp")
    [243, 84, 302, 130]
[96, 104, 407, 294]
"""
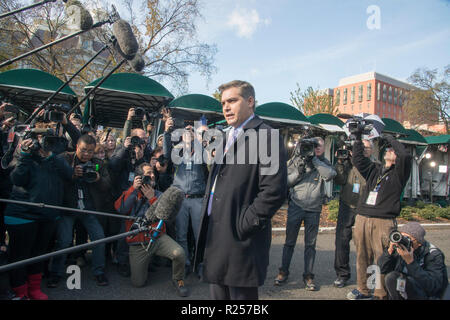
[429, 161, 436, 203]
[425, 153, 432, 159]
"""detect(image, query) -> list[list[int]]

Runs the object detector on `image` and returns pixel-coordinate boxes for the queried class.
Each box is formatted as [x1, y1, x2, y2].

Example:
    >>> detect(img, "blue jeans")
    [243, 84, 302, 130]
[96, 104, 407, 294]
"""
[175, 197, 202, 267]
[50, 214, 105, 276]
[280, 200, 321, 280]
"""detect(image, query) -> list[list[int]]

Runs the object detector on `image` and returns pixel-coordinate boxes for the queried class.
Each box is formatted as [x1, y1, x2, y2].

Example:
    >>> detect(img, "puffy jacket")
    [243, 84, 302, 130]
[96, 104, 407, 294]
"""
[114, 185, 163, 245]
[378, 241, 449, 298]
[4, 152, 73, 221]
[288, 155, 336, 212]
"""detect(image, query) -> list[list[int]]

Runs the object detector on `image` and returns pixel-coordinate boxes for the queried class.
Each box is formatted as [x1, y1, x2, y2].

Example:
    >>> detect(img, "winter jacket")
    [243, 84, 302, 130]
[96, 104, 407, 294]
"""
[288, 155, 336, 212]
[378, 241, 449, 298]
[352, 136, 412, 219]
[4, 152, 73, 221]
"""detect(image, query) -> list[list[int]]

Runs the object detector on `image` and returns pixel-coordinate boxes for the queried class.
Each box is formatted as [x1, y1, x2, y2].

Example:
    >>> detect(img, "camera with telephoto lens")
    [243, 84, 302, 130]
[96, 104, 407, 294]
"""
[37, 104, 71, 123]
[294, 138, 319, 160]
[134, 107, 146, 118]
[336, 148, 350, 160]
[389, 230, 412, 251]
[79, 161, 98, 183]
[22, 128, 68, 154]
[129, 136, 144, 148]
[347, 116, 373, 135]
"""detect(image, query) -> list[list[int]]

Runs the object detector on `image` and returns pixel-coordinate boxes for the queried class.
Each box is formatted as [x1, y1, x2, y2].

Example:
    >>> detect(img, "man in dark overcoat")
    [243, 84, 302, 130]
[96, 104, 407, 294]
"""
[194, 80, 287, 300]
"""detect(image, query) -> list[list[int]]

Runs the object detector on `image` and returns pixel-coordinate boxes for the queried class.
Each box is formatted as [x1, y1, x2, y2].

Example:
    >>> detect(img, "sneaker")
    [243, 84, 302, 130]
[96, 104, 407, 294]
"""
[47, 274, 61, 288]
[334, 278, 348, 288]
[347, 289, 373, 300]
[274, 270, 288, 286]
[95, 273, 109, 286]
[118, 264, 131, 277]
[304, 278, 317, 291]
[172, 279, 189, 297]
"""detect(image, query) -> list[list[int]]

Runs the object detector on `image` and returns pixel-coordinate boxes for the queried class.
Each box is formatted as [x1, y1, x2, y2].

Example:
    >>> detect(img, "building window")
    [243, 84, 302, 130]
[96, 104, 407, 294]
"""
[343, 88, 347, 105]
[351, 86, 355, 104]
[377, 83, 381, 101]
[367, 83, 372, 101]
[388, 86, 393, 104]
[394, 88, 398, 105]
[358, 85, 363, 102]
[335, 89, 340, 105]
[399, 90, 403, 106]
[383, 84, 387, 102]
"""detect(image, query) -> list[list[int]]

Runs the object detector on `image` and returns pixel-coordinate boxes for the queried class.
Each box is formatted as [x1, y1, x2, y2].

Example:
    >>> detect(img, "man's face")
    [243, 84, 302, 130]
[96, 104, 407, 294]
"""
[401, 232, 421, 249]
[142, 165, 155, 181]
[221, 87, 254, 128]
[363, 140, 373, 157]
[384, 147, 397, 163]
[153, 151, 167, 172]
[314, 140, 325, 157]
[134, 129, 147, 147]
[76, 141, 95, 163]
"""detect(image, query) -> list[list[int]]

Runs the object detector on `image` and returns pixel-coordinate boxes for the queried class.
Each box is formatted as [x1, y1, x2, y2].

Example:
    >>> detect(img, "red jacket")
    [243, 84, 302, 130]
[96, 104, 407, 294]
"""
[114, 186, 165, 244]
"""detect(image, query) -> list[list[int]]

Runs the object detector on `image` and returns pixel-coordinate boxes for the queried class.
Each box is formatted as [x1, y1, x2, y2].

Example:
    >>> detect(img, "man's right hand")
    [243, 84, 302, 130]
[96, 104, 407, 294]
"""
[133, 175, 143, 190]
[20, 138, 34, 154]
[165, 117, 174, 132]
[74, 165, 83, 178]
[123, 136, 132, 149]
[127, 108, 135, 121]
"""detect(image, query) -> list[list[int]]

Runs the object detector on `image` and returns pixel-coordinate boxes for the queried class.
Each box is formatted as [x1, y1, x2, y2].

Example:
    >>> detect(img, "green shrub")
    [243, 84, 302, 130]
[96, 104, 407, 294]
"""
[415, 200, 426, 209]
[417, 204, 440, 220]
[436, 206, 450, 219]
[326, 199, 339, 222]
[400, 206, 416, 221]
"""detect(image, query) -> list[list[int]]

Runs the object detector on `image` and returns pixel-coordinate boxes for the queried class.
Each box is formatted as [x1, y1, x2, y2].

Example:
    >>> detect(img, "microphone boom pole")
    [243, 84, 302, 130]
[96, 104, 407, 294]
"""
[0, 0, 57, 20]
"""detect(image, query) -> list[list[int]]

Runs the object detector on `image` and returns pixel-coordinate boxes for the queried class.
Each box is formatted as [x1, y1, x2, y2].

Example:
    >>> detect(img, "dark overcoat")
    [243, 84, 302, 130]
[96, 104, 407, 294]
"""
[194, 116, 287, 287]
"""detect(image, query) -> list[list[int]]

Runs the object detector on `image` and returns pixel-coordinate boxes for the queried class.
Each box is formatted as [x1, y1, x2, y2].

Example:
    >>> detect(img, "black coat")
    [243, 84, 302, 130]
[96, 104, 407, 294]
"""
[194, 116, 287, 287]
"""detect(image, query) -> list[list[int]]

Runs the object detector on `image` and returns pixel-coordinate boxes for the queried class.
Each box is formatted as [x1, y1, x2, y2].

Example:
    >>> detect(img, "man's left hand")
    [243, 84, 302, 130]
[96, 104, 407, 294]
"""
[141, 184, 155, 200]
[395, 244, 415, 264]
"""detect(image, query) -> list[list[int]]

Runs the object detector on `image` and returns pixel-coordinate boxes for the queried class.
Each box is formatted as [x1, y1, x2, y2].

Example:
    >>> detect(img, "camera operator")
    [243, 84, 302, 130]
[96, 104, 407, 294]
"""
[3, 122, 73, 299]
[163, 115, 209, 277]
[150, 147, 173, 192]
[48, 134, 112, 288]
[275, 137, 336, 291]
[333, 139, 379, 288]
[123, 108, 152, 161]
[114, 162, 189, 297]
[378, 222, 448, 300]
[347, 130, 412, 300]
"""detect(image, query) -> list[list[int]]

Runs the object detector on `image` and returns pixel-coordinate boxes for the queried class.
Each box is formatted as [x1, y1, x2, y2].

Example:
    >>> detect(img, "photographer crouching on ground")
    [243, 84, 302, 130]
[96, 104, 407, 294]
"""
[275, 137, 336, 291]
[378, 222, 448, 300]
[347, 122, 412, 300]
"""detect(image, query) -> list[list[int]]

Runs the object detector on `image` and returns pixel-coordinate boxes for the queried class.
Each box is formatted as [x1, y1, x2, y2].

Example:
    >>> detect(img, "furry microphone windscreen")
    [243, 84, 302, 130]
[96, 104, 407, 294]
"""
[64, 0, 93, 31]
[145, 186, 185, 222]
[112, 19, 139, 60]
[128, 53, 145, 72]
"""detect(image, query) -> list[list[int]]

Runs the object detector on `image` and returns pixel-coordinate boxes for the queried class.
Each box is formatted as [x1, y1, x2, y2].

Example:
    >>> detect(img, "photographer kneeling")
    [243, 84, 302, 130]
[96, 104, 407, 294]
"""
[378, 222, 448, 300]
[114, 163, 189, 297]
[48, 134, 112, 287]
[275, 137, 336, 291]
[4, 123, 73, 299]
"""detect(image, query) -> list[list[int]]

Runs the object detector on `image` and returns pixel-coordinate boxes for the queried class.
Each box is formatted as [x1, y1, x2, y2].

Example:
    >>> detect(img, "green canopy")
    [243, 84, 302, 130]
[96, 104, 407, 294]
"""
[308, 113, 345, 132]
[168, 94, 223, 123]
[425, 134, 450, 145]
[0, 68, 77, 115]
[83, 73, 174, 128]
[398, 129, 428, 146]
[255, 102, 310, 128]
[381, 117, 408, 136]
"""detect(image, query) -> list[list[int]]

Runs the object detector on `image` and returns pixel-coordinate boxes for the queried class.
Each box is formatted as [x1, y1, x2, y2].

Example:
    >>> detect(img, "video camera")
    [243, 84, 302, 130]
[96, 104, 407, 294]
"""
[79, 161, 99, 183]
[34, 103, 71, 123]
[293, 138, 319, 160]
[21, 127, 68, 154]
[346, 115, 373, 136]
[336, 148, 350, 160]
[389, 230, 412, 251]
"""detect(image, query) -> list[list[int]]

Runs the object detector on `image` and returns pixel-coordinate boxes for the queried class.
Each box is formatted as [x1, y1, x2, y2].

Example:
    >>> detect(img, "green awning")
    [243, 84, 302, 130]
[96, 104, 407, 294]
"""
[381, 118, 408, 136]
[168, 94, 223, 123]
[308, 113, 345, 132]
[425, 135, 450, 145]
[255, 102, 310, 128]
[0, 68, 77, 115]
[83, 73, 174, 128]
[398, 129, 428, 145]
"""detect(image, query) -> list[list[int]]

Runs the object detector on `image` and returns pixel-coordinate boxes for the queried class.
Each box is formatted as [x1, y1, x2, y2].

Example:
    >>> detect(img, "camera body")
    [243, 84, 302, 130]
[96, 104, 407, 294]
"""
[347, 116, 373, 135]
[294, 138, 318, 160]
[22, 128, 68, 154]
[134, 107, 146, 118]
[38, 104, 71, 123]
[389, 230, 412, 251]
[79, 161, 98, 183]
[336, 148, 350, 160]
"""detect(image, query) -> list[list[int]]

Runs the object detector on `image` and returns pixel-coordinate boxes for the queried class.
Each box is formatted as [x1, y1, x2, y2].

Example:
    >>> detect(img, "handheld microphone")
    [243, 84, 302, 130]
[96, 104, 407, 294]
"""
[112, 19, 139, 60]
[64, 0, 94, 31]
[144, 186, 185, 249]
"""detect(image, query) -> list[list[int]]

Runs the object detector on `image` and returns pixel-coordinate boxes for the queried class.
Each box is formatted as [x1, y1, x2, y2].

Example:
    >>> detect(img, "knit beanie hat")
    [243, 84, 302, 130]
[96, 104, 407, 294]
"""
[399, 222, 426, 244]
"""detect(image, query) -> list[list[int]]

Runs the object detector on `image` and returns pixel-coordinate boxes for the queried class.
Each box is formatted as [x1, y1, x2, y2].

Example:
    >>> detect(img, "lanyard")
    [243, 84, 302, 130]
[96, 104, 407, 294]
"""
[374, 171, 389, 192]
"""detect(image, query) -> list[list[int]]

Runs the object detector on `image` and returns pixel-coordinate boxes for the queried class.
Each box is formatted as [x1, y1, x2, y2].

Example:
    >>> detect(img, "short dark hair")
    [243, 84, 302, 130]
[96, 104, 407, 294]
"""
[218, 80, 255, 108]
[77, 134, 96, 147]
[151, 147, 163, 158]
[135, 162, 151, 176]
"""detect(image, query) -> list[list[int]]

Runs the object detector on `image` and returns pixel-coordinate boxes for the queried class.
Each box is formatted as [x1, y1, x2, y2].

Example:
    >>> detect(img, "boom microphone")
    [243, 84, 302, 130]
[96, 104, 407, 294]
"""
[145, 186, 185, 223]
[112, 19, 139, 60]
[64, 0, 94, 31]
[128, 53, 145, 72]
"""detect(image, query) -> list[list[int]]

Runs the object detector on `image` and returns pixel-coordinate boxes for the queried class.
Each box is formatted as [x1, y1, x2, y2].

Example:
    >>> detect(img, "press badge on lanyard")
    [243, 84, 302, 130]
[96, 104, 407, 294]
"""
[366, 173, 388, 206]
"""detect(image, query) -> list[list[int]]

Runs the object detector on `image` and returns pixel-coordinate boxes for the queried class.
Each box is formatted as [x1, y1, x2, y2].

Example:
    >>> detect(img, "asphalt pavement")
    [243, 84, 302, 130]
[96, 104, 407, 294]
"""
[44, 226, 450, 300]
